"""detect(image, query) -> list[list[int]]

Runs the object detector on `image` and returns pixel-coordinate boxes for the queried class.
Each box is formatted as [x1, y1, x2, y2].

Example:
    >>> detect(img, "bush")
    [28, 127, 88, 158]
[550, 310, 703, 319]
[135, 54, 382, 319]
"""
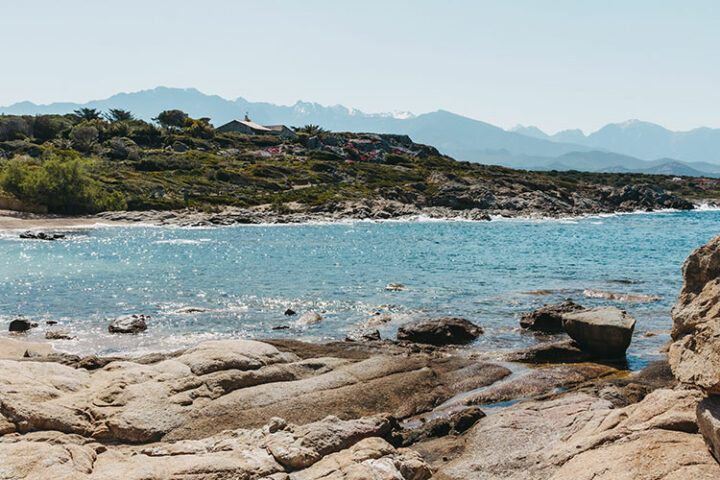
[0, 154, 126, 213]
[0, 117, 32, 141]
[33, 115, 71, 142]
[69, 123, 99, 152]
[128, 122, 163, 147]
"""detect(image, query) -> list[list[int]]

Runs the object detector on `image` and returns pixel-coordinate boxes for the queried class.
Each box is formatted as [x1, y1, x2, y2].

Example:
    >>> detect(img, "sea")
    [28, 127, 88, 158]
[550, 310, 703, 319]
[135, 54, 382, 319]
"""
[2, 208, 719, 370]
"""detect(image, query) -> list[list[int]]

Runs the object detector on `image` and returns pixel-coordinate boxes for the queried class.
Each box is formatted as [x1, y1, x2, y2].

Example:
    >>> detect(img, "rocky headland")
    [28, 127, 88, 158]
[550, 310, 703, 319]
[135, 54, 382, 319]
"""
[3, 235, 720, 478]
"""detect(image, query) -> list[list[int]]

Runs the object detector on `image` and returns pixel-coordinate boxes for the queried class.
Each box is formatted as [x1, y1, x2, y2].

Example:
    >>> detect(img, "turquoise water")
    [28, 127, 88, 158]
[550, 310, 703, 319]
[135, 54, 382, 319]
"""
[1, 210, 719, 367]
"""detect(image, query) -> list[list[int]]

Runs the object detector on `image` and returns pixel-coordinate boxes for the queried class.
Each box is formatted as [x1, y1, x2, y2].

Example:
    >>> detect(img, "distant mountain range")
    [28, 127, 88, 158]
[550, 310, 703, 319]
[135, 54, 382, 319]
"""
[4, 87, 720, 177]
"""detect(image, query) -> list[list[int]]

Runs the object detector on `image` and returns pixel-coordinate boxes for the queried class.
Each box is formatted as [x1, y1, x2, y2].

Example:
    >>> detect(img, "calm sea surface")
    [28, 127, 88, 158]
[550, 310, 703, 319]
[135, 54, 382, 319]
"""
[2, 209, 719, 369]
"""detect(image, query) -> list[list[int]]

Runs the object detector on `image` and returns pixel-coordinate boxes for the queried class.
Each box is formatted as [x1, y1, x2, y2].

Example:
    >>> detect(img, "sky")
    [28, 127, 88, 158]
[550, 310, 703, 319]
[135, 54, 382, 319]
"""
[2, 0, 719, 134]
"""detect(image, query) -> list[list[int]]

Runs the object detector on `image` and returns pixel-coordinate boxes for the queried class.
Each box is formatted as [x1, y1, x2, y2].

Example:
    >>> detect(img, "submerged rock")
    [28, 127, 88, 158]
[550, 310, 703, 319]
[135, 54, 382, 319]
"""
[561, 307, 635, 357]
[583, 289, 660, 302]
[397, 317, 482, 345]
[8, 318, 35, 332]
[365, 313, 392, 327]
[296, 312, 322, 326]
[520, 300, 585, 333]
[108, 314, 148, 334]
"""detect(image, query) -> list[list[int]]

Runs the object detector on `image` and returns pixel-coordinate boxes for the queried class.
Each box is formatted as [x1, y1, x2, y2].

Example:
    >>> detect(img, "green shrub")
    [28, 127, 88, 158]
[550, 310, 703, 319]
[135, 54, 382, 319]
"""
[0, 154, 126, 213]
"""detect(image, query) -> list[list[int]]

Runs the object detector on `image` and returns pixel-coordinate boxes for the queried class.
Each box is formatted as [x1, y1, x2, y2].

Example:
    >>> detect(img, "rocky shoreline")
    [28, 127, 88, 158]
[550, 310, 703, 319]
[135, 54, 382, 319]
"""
[0, 184, 709, 230]
[2, 235, 720, 478]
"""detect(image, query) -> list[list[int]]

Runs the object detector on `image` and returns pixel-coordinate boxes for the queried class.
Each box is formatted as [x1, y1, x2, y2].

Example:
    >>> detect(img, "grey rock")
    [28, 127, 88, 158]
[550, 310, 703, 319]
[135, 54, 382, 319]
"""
[108, 314, 148, 334]
[397, 317, 482, 345]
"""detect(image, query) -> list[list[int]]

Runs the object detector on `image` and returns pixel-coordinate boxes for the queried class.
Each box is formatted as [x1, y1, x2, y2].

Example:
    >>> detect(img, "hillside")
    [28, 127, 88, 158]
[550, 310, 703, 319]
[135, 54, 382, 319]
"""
[6, 87, 720, 176]
[0, 110, 716, 221]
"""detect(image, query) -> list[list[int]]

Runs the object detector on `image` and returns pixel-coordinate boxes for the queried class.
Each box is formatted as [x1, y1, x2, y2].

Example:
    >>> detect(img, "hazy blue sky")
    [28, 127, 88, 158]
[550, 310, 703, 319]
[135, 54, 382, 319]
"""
[3, 0, 719, 133]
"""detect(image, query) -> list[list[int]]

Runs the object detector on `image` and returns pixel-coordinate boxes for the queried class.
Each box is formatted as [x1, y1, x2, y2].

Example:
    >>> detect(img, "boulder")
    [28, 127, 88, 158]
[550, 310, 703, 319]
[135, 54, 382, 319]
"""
[669, 234, 720, 394]
[561, 307, 635, 357]
[107, 314, 148, 334]
[296, 312, 322, 326]
[520, 300, 585, 333]
[284, 308, 297, 316]
[697, 396, 720, 461]
[9, 318, 35, 332]
[397, 317, 482, 345]
[345, 328, 381, 342]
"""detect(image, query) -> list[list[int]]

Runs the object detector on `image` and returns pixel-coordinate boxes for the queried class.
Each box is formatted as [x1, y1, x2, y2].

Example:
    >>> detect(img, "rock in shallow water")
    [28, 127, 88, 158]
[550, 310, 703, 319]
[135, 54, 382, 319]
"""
[582, 289, 660, 302]
[397, 317, 482, 345]
[561, 307, 635, 357]
[385, 282, 405, 291]
[107, 314, 148, 334]
[8, 318, 35, 332]
[296, 312, 322, 326]
[520, 300, 585, 333]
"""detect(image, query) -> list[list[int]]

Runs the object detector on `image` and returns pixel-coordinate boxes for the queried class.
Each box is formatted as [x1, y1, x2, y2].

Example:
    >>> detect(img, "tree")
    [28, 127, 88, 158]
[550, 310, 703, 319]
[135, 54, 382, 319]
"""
[104, 108, 135, 123]
[294, 124, 328, 135]
[73, 108, 102, 121]
[184, 117, 214, 139]
[154, 109, 188, 129]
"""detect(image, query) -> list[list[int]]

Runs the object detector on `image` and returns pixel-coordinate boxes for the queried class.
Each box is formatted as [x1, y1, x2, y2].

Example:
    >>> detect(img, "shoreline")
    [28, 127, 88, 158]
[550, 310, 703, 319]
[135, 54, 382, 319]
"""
[1, 201, 717, 231]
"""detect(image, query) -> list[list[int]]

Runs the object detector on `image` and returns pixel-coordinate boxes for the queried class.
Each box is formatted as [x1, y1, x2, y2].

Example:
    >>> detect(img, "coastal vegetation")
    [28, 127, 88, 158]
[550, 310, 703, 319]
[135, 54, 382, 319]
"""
[0, 110, 718, 214]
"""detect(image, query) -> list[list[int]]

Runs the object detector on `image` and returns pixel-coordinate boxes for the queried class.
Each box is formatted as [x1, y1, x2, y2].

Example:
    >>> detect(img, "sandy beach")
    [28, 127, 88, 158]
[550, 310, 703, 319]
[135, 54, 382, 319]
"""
[0, 209, 128, 230]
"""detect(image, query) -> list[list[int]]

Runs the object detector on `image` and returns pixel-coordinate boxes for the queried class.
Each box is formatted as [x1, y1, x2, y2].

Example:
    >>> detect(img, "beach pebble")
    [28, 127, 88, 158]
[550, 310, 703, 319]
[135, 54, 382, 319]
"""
[108, 314, 149, 334]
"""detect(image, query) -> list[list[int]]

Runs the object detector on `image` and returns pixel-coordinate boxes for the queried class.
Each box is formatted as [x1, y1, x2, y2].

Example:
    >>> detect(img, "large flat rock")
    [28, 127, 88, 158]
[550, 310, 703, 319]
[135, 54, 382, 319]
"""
[435, 388, 718, 479]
